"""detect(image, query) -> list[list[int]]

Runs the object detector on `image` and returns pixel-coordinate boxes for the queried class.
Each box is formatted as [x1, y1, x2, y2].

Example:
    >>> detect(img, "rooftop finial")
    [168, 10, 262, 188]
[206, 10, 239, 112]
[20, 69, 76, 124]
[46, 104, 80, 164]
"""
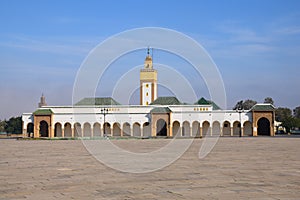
[147, 46, 150, 56]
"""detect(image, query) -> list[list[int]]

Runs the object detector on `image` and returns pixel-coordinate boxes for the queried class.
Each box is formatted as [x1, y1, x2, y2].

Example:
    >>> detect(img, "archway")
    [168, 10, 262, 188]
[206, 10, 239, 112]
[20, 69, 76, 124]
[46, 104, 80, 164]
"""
[202, 121, 210, 137]
[172, 121, 180, 137]
[39, 120, 49, 137]
[74, 123, 81, 137]
[212, 121, 221, 136]
[64, 123, 72, 137]
[104, 122, 111, 136]
[257, 117, 270, 136]
[123, 122, 131, 136]
[156, 119, 167, 136]
[192, 121, 200, 137]
[243, 121, 252, 136]
[27, 123, 34, 137]
[133, 123, 141, 137]
[93, 123, 101, 137]
[143, 122, 151, 137]
[83, 122, 91, 137]
[54, 123, 62, 137]
[233, 121, 240, 136]
[182, 121, 190, 137]
[222, 121, 231, 136]
[113, 123, 121, 136]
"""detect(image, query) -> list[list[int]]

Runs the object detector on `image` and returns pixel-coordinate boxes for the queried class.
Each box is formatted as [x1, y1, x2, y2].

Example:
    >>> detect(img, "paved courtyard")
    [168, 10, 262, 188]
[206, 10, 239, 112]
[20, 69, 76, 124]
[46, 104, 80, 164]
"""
[0, 137, 300, 199]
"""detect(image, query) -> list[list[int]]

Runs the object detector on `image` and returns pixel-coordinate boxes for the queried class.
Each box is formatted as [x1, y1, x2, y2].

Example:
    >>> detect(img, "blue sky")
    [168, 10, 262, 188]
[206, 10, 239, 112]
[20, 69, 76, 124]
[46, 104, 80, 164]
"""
[0, 0, 300, 119]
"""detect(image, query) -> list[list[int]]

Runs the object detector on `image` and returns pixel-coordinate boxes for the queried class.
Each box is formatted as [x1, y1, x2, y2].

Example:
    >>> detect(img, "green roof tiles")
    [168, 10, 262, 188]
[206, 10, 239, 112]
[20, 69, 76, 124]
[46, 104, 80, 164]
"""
[33, 109, 53, 115]
[195, 97, 221, 110]
[75, 97, 121, 106]
[150, 107, 172, 113]
[150, 96, 182, 105]
[251, 104, 275, 111]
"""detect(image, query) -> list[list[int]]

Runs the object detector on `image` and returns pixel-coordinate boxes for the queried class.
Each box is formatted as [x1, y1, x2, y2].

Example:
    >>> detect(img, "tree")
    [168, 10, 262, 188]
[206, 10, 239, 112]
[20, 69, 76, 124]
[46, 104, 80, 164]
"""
[293, 106, 300, 119]
[0, 120, 7, 132]
[275, 107, 292, 122]
[5, 117, 22, 134]
[233, 99, 257, 110]
[264, 97, 274, 105]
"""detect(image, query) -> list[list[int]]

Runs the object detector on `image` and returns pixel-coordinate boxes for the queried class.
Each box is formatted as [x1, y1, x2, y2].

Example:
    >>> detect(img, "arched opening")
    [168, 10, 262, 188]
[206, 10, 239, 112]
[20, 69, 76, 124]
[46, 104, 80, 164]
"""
[113, 123, 121, 136]
[257, 117, 270, 136]
[133, 123, 141, 137]
[143, 122, 151, 137]
[93, 123, 101, 137]
[156, 119, 167, 136]
[83, 123, 91, 137]
[64, 123, 72, 137]
[172, 121, 180, 137]
[233, 121, 241, 136]
[212, 121, 221, 136]
[27, 123, 34, 137]
[104, 122, 111, 136]
[39, 120, 49, 137]
[192, 121, 200, 137]
[123, 122, 131, 136]
[74, 123, 81, 137]
[54, 123, 62, 137]
[182, 121, 190, 137]
[202, 121, 210, 137]
[243, 121, 252, 136]
[222, 121, 231, 136]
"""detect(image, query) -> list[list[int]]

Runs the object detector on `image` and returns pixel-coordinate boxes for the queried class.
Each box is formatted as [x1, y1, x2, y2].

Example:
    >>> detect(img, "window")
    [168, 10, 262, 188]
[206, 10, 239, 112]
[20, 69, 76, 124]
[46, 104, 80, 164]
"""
[145, 84, 149, 88]
[146, 101, 149, 105]
[146, 92, 148, 96]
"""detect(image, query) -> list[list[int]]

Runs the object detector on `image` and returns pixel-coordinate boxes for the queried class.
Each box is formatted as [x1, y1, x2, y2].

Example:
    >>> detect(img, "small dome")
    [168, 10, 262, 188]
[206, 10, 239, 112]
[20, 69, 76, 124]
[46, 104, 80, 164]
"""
[145, 55, 152, 61]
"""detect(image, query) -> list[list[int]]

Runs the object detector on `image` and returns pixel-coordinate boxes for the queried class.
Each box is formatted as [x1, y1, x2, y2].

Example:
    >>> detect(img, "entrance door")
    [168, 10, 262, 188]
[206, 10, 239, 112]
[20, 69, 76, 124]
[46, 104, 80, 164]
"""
[39, 120, 49, 137]
[257, 117, 270, 136]
[156, 119, 167, 136]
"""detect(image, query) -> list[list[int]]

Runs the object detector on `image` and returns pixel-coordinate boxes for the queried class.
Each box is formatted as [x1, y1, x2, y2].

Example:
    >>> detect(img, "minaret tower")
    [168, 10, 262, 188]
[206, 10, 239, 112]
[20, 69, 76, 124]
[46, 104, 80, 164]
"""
[38, 93, 47, 108]
[140, 48, 157, 105]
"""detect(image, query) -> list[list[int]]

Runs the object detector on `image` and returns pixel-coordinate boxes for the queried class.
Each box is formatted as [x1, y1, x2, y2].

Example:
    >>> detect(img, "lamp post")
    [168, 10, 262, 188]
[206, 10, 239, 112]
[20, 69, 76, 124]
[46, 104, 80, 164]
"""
[101, 108, 109, 137]
[236, 106, 244, 137]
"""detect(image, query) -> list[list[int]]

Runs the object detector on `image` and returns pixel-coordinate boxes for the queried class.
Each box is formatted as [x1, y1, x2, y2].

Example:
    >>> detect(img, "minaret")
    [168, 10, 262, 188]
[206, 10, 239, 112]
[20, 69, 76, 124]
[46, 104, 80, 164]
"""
[140, 48, 157, 105]
[38, 94, 47, 108]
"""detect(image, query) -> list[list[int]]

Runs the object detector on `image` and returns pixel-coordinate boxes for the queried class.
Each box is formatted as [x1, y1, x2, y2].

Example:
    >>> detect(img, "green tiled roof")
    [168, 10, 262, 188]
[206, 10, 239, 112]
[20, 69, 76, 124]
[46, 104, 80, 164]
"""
[75, 97, 121, 106]
[150, 96, 182, 105]
[150, 107, 172, 113]
[195, 97, 221, 110]
[33, 109, 53, 115]
[251, 104, 275, 111]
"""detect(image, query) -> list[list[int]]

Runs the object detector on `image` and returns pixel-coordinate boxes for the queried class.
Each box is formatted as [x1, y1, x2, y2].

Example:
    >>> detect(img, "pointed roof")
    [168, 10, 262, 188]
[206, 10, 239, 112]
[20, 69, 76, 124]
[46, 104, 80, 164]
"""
[194, 97, 221, 110]
[150, 96, 182, 105]
[75, 97, 121, 106]
[150, 107, 172, 113]
[251, 104, 275, 111]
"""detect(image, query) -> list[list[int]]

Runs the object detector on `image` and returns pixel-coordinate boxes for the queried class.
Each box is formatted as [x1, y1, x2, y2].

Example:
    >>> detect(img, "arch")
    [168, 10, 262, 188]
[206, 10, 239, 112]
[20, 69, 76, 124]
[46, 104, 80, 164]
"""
[39, 120, 49, 137]
[233, 121, 241, 136]
[123, 122, 131, 136]
[93, 123, 101, 137]
[74, 123, 82, 137]
[133, 122, 141, 137]
[202, 121, 210, 137]
[104, 122, 111, 136]
[243, 121, 252, 136]
[54, 123, 62, 137]
[172, 121, 180, 137]
[113, 123, 121, 136]
[26, 123, 34, 137]
[222, 121, 231, 136]
[182, 121, 190, 137]
[64, 123, 72, 137]
[83, 122, 91, 137]
[156, 119, 167, 136]
[257, 117, 270, 136]
[192, 121, 200, 137]
[212, 121, 221, 136]
[143, 122, 151, 137]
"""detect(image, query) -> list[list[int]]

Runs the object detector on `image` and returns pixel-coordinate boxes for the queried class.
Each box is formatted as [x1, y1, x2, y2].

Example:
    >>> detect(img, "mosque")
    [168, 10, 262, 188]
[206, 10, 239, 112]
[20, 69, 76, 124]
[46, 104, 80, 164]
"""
[22, 50, 276, 138]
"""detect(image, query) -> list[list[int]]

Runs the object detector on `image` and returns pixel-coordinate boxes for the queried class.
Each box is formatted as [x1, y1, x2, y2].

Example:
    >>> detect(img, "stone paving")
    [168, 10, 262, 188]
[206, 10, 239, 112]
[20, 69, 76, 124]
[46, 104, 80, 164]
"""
[0, 137, 300, 199]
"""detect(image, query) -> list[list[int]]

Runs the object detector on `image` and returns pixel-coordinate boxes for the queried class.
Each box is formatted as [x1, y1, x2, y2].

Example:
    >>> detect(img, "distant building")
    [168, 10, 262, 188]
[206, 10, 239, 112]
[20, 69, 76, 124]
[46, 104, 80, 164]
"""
[22, 49, 276, 138]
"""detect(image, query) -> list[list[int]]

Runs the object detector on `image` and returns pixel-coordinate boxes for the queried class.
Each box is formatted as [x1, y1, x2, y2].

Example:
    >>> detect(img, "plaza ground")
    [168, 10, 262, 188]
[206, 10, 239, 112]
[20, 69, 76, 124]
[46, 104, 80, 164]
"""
[0, 137, 299, 199]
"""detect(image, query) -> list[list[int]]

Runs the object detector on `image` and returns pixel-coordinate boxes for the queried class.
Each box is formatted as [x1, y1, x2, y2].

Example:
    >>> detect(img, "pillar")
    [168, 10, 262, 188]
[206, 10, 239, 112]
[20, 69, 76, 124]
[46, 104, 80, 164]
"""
[71, 128, 74, 138]
[62, 128, 65, 138]
[169, 125, 173, 137]
[230, 127, 233, 136]
[200, 127, 203, 137]
[190, 126, 192, 137]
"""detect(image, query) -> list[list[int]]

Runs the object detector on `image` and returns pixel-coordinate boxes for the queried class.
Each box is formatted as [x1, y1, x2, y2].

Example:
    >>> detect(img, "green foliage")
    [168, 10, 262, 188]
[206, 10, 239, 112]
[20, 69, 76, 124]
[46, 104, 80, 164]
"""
[275, 107, 292, 121]
[233, 99, 257, 110]
[293, 106, 300, 119]
[264, 97, 274, 105]
[0, 120, 7, 132]
[3, 117, 22, 134]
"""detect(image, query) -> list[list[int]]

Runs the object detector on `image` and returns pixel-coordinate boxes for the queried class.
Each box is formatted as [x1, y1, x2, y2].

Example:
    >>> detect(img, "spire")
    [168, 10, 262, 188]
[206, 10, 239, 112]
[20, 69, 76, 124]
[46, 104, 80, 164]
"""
[38, 93, 47, 108]
[144, 47, 153, 69]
